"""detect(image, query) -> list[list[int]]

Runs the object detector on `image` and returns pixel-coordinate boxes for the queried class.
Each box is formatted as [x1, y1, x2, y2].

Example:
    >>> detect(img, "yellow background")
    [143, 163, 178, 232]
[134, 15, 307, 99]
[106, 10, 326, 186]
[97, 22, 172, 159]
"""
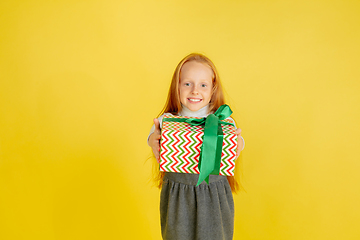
[1, 0, 359, 239]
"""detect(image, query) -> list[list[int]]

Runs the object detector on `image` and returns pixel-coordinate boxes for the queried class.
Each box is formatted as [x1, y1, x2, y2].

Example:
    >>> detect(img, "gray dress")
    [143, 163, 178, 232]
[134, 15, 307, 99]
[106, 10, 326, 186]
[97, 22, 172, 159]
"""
[160, 172, 234, 240]
[148, 105, 240, 240]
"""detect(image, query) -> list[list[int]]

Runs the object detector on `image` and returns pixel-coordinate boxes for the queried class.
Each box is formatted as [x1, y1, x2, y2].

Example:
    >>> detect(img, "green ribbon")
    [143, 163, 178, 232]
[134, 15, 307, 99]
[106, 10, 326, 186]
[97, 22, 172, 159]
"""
[164, 104, 233, 186]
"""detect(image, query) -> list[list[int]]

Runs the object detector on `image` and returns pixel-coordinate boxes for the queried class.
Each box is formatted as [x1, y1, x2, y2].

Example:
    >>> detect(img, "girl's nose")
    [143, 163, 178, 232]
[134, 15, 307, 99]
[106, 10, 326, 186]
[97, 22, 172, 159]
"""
[191, 85, 199, 94]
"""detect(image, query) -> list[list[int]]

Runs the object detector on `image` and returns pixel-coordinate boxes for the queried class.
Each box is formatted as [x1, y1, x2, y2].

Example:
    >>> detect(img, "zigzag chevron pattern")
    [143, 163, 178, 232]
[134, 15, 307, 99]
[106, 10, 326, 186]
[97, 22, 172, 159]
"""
[159, 115, 237, 176]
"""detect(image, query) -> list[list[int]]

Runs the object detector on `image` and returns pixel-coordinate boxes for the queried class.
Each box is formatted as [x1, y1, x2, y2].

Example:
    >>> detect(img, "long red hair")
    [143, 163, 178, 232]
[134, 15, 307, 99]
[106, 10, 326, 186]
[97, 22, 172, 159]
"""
[152, 53, 243, 193]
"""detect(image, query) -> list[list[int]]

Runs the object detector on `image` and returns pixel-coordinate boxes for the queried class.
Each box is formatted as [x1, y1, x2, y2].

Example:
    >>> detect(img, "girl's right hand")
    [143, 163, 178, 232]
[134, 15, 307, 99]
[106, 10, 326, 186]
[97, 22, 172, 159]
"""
[149, 118, 161, 163]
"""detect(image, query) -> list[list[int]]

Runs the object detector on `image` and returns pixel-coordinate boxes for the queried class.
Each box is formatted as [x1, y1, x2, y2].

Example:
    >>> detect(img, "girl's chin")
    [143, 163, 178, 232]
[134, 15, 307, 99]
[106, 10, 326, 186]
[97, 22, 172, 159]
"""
[181, 100, 210, 112]
[186, 105, 205, 112]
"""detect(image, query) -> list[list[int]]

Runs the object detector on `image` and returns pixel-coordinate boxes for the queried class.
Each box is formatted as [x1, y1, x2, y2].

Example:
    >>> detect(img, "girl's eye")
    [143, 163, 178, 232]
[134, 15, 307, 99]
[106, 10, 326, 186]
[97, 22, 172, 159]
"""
[201, 84, 207, 87]
[185, 83, 190, 86]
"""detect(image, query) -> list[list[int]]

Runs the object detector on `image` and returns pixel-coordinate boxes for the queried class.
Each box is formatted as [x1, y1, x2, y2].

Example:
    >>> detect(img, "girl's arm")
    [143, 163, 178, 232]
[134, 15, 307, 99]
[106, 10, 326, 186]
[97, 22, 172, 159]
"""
[147, 113, 169, 146]
[227, 117, 245, 159]
[235, 128, 244, 158]
[148, 113, 169, 162]
[148, 119, 161, 162]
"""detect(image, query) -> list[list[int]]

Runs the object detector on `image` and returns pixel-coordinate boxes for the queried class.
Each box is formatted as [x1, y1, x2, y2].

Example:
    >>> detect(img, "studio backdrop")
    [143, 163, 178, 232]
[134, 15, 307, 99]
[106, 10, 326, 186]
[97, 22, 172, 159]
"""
[1, 0, 359, 239]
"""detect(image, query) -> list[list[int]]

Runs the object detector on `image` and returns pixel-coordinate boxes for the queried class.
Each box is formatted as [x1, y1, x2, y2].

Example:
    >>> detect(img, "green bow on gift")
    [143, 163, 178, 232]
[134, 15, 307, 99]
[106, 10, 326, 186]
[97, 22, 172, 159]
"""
[184, 104, 234, 186]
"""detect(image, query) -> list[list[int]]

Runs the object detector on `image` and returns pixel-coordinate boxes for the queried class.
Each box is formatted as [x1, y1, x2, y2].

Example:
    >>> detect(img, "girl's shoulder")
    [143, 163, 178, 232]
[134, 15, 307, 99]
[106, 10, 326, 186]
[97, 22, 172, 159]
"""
[163, 112, 176, 117]
[157, 112, 176, 120]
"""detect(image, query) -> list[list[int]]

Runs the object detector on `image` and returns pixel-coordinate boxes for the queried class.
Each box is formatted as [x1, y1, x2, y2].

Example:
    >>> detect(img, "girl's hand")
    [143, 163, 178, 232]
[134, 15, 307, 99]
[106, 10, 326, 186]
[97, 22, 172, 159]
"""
[235, 128, 243, 159]
[149, 118, 161, 163]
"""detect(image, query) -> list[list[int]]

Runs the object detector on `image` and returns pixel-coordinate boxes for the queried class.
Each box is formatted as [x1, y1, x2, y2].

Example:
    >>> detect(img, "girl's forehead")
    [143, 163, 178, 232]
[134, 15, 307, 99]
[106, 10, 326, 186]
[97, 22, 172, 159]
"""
[180, 61, 214, 80]
[182, 60, 211, 70]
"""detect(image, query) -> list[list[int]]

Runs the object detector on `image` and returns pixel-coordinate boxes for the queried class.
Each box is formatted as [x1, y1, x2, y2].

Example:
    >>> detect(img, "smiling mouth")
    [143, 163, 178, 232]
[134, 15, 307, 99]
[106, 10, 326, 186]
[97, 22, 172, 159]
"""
[188, 98, 202, 103]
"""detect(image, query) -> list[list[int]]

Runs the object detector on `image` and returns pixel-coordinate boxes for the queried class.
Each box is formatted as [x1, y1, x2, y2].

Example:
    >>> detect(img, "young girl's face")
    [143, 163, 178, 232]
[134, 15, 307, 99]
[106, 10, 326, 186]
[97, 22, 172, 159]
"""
[179, 61, 213, 112]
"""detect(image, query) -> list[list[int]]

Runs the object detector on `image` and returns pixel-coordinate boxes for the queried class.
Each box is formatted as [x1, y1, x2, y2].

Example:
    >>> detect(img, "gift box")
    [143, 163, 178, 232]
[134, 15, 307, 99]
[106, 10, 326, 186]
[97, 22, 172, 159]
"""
[159, 105, 238, 185]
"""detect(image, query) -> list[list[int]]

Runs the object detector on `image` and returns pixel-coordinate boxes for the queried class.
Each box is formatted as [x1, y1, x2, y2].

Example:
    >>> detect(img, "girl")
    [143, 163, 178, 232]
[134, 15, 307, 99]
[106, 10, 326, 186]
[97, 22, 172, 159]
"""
[148, 53, 245, 240]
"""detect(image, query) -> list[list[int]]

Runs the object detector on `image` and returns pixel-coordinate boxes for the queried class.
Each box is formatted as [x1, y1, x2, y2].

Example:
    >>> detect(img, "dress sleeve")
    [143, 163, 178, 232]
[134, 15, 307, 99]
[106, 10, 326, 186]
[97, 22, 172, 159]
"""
[226, 116, 245, 151]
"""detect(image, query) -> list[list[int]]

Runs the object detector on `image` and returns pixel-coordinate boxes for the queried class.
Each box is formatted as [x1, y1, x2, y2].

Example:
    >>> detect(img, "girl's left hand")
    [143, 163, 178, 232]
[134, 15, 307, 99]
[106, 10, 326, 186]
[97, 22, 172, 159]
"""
[235, 128, 243, 159]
